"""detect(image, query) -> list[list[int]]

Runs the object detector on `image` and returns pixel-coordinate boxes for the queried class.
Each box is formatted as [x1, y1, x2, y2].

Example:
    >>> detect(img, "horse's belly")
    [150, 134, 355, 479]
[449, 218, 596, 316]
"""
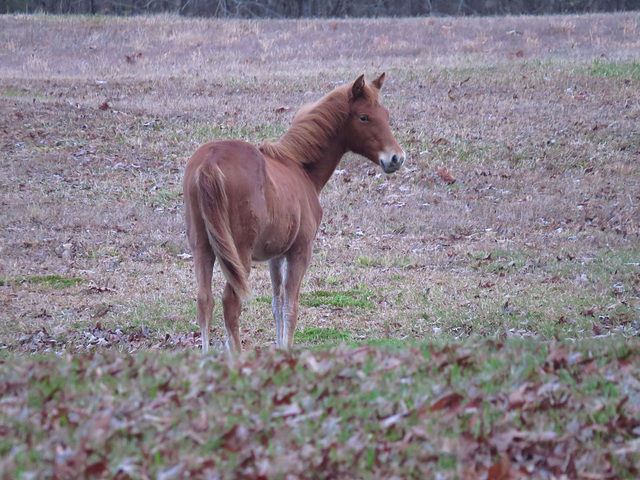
[251, 237, 295, 262]
[251, 216, 301, 261]
[251, 244, 285, 262]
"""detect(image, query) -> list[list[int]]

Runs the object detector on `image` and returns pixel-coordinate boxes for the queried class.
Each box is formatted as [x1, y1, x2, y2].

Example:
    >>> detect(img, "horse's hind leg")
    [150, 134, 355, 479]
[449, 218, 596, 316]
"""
[222, 251, 252, 356]
[222, 283, 242, 355]
[194, 246, 216, 353]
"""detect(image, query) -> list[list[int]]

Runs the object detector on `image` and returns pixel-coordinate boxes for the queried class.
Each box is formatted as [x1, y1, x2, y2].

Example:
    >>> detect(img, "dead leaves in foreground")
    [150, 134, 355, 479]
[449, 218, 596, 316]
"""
[11, 322, 203, 353]
[1, 342, 639, 479]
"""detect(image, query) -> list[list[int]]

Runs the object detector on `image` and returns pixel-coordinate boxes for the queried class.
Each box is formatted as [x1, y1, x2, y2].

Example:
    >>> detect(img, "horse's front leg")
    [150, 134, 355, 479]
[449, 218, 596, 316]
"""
[282, 247, 313, 350]
[268, 256, 285, 348]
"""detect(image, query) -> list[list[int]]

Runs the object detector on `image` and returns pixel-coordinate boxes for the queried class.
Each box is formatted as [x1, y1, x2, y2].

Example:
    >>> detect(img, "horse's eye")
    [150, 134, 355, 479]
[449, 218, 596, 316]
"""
[359, 114, 370, 122]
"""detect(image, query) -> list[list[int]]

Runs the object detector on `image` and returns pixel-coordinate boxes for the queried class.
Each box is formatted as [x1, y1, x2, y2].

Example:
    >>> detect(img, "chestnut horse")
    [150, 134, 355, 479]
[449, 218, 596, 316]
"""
[183, 73, 404, 354]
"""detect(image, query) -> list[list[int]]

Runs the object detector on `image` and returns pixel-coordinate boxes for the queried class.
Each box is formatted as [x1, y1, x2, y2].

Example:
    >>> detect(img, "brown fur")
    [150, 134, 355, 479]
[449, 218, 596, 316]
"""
[183, 73, 404, 355]
[195, 165, 250, 300]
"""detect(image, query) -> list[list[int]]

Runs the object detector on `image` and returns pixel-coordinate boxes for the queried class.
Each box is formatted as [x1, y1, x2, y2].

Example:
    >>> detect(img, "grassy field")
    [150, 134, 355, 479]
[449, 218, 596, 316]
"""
[0, 12, 639, 478]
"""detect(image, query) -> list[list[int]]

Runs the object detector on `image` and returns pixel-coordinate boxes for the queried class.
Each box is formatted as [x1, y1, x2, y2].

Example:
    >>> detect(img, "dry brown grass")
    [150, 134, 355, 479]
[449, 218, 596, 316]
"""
[0, 12, 639, 352]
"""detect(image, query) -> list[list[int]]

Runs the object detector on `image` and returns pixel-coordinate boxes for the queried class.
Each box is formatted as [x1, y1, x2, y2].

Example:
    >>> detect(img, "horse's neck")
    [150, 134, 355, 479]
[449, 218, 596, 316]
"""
[268, 94, 350, 193]
[302, 139, 346, 194]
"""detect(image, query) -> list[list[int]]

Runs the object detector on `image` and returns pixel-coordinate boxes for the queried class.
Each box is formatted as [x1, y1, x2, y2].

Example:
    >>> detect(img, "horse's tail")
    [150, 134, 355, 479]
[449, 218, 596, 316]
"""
[195, 163, 251, 300]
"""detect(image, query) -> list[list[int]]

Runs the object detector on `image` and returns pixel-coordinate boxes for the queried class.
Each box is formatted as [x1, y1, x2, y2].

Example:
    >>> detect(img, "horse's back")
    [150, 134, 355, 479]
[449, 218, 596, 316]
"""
[187, 139, 265, 180]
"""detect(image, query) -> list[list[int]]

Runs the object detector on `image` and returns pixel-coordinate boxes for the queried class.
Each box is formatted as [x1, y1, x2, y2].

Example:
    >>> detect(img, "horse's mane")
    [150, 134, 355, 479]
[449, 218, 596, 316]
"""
[259, 81, 380, 166]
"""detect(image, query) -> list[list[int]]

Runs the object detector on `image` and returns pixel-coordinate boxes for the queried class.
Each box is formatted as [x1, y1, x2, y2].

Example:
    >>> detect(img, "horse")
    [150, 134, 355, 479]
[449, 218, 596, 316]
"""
[183, 73, 405, 355]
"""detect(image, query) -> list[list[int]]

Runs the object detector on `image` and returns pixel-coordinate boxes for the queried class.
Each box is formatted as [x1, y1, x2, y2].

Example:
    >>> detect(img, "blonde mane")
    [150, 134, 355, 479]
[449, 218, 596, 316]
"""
[259, 82, 380, 166]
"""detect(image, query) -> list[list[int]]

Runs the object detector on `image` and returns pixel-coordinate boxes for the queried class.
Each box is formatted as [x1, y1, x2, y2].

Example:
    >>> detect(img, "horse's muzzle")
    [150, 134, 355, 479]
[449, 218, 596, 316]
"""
[380, 152, 405, 174]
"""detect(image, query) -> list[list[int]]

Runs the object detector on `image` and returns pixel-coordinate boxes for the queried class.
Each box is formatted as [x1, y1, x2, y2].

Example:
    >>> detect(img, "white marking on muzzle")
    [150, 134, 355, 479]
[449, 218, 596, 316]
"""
[379, 149, 405, 174]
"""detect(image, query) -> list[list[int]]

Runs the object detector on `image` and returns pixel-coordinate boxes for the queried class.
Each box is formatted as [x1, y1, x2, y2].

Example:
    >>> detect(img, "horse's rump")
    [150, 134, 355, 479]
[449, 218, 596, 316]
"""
[195, 163, 251, 300]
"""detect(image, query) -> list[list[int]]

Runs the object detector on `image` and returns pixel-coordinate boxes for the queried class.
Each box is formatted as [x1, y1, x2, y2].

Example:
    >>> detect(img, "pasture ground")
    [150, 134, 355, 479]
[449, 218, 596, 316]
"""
[0, 12, 639, 478]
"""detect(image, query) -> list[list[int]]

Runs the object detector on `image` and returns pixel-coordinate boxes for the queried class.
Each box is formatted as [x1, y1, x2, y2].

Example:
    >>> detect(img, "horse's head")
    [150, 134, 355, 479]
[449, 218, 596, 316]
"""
[345, 73, 405, 174]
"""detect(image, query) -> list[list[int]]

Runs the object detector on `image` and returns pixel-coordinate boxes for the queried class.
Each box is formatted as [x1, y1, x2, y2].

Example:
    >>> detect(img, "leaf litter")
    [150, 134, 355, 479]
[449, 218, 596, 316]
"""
[1, 342, 639, 479]
[7, 322, 205, 353]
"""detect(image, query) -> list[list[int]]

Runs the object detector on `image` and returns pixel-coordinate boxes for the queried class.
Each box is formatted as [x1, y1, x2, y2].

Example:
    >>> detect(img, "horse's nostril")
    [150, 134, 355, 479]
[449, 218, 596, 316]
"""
[391, 154, 399, 165]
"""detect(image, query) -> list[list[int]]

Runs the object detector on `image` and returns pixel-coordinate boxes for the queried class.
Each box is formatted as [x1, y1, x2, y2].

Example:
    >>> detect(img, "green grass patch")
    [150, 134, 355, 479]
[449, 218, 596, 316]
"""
[294, 327, 351, 343]
[300, 287, 375, 309]
[0, 274, 83, 289]
[355, 255, 414, 269]
[144, 186, 182, 210]
[3, 88, 25, 97]
[590, 59, 640, 79]
[3, 88, 45, 99]
[255, 295, 271, 304]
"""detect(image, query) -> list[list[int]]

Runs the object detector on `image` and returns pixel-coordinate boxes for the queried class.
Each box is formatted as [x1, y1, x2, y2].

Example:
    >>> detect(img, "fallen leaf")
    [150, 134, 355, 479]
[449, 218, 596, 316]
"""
[430, 392, 463, 412]
[380, 412, 404, 429]
[85, 461, 109, 477]
[546, 345, 569, 370]
[436, 167, 456, 184]
[508, 383, 531, 410]
[220, 424, 249, 452]
[157, 464, 185, 480]
[192, 411, 208, 432]
[273, 389, 296, 406]
[125, 52, 143, 63]
[487, 453, 511, 479]
[274, 402, 302, 418]
[433, 137, 450, 146]
[542, 276, 562, 284]
[592, 322, 604, 335]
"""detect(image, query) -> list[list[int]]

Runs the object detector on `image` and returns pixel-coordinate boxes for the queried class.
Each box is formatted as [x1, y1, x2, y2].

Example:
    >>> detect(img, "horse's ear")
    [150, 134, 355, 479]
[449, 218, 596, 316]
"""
[372, 72, 385, 90]
[351, 74, 365, 100]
